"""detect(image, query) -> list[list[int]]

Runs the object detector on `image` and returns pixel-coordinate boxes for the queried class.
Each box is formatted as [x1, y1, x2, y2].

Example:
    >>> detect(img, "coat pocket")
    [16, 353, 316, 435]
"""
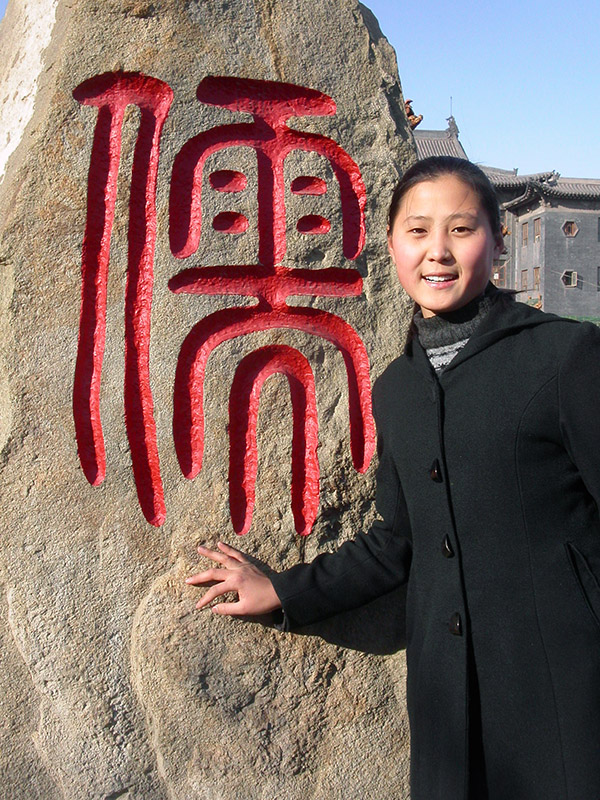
[565, 542, 600, 630]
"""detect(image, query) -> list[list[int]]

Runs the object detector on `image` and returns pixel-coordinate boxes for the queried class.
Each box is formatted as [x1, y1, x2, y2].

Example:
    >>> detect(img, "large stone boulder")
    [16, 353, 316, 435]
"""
[0, 1, 416, 797]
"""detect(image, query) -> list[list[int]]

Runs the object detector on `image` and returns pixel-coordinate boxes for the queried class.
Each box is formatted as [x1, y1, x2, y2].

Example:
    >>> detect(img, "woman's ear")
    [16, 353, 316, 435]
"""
[387, 228, 395, 263]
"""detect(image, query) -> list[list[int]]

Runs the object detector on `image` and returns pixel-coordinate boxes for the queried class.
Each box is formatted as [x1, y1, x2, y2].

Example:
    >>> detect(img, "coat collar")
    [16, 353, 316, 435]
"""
[404, 289, 568, 379]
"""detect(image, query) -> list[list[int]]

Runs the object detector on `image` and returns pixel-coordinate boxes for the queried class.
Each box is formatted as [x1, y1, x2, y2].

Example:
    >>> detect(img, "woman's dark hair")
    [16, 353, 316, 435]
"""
[388, 156, 502, 238]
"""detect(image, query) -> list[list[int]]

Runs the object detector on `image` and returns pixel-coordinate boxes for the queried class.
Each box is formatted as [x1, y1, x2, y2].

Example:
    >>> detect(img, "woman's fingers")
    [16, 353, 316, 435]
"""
[216, 541, 248, 563]
[195, 583, 233, 610]
[196, 542, 248, 567]
[195, 544, 230, 565]
[210, 600, 245, 616]
[185, 567, 226, 586]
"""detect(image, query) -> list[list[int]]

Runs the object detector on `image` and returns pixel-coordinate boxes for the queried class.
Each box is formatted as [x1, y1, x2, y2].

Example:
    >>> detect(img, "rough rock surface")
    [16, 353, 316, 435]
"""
[0, 1, 416, 797]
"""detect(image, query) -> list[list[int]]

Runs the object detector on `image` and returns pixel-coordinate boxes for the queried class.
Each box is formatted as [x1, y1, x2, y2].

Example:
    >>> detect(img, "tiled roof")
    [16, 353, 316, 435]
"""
[412, 117, 600, 201]
[413, 129, 468, 160]
[542, 177, 600, 198]
[481, 166, 555, 190]
[482, 167, 600, 204]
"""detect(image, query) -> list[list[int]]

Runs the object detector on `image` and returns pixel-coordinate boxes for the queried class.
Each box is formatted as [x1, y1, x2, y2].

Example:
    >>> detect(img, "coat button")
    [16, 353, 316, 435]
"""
[442, 535, 454, 558]
[449, 612, 462, 636]
[429, 459, 443, 482]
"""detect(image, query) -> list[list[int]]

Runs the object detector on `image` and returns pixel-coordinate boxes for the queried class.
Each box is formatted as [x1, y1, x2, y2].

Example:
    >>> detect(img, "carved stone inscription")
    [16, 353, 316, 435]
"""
[73, 72, 375, 534]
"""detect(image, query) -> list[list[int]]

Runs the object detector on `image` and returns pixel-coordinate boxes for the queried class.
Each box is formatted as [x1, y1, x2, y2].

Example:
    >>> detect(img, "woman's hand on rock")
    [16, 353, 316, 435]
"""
[185, 541, 282, 616]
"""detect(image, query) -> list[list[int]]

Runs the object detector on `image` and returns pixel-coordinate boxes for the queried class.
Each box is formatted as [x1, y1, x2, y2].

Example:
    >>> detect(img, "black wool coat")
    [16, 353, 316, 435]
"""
[271, 298, 600, 800]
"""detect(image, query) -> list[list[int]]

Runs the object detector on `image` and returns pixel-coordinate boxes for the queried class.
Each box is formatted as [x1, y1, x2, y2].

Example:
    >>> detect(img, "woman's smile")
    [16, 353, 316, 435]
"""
[422, 273, 458, 285]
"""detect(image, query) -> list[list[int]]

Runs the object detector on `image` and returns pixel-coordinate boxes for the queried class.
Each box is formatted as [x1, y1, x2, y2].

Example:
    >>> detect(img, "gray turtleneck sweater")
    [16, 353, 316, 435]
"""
[412, 286, 504, 374]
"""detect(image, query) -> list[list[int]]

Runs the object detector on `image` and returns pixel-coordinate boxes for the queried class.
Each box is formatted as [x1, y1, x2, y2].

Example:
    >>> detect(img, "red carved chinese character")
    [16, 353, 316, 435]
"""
[169, 76, 375, 536]
[72, 72, 173, 526]
[228, 345, 319, 536]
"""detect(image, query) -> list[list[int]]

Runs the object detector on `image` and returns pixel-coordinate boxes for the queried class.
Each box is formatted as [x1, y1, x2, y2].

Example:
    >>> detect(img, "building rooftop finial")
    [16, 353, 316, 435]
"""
[446, 115, 459, 136]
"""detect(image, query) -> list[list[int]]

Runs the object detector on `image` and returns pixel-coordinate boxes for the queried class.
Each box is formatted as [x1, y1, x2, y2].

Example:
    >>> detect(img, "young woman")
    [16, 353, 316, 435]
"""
[186, 157, 600, 800]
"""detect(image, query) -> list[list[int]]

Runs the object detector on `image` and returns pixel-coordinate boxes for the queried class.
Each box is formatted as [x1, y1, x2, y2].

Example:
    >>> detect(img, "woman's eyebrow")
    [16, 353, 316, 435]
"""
[403, 215, 430, 224]
[447, 211, 479, 223]
[402, 211, 480, 225]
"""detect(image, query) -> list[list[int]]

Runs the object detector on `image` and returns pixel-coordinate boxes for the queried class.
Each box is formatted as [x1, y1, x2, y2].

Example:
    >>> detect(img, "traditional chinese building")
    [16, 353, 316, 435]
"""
[414, 117, 600, 320]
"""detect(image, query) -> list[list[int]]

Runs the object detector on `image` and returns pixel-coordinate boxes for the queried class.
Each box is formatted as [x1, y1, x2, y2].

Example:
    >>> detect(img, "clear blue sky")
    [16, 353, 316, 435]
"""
[365, 0, 600, 179]
[1, 0, 599, 178]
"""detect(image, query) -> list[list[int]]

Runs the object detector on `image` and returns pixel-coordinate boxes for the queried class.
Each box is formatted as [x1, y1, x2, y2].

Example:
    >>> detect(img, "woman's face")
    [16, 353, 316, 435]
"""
[387, 174, 503, 317]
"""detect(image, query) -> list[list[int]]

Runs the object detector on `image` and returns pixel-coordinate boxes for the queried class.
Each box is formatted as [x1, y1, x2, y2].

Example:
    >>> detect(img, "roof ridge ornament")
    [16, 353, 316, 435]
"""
[446, 115, 459, 136]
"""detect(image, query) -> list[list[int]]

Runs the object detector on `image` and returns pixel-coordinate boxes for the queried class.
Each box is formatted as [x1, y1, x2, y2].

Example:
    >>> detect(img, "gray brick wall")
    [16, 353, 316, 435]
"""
[542, 208, 600, 318]
[505, 202, 600, 319]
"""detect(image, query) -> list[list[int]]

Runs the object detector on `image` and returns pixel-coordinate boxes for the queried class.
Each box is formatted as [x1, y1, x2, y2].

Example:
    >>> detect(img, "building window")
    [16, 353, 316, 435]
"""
[597, 266, 600, 291]
[562, 220, 579, 237]
[533, 267, 540, 290]
[561, 270, 578, 287]
[597, 218, 600, 242]
[521, 269, 528, 290]
[534, 217, 541, 242]
[522, 222, 529, 246]
[492, 262, 506, 288]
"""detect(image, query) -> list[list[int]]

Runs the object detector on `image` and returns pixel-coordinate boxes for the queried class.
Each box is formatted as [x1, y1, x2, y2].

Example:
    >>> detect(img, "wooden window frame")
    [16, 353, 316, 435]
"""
[562, 221, 578, 238]
[561, 270, 578, 287]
